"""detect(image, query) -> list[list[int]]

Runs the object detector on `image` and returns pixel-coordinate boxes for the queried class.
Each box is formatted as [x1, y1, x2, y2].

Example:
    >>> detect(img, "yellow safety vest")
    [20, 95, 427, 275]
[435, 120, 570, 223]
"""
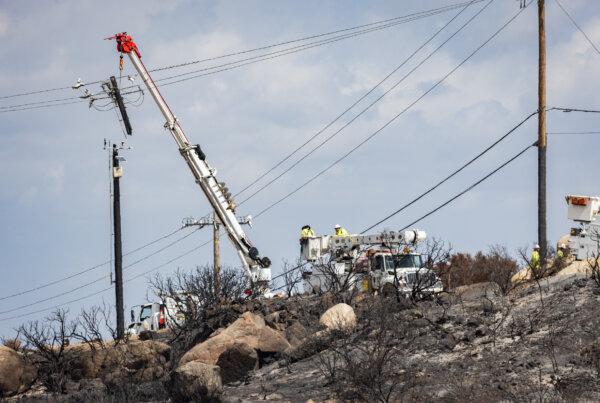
[335, 227, 349, 236]
[301, 228, 315, 238]
[531, 250, 540, 269]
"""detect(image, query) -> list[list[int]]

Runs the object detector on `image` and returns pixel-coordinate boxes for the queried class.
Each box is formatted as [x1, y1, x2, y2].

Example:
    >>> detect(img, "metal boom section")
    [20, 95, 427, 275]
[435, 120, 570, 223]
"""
[108, 33, 271, 278]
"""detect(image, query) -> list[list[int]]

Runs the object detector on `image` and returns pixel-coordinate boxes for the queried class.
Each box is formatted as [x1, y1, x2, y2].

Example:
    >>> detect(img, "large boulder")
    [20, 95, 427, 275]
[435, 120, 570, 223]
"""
[319, 303, 356, 331]
[179, 312, 290, 366]
[170, 361, 222, 402]
[0, 345, 24, 396]
[69, 340, 171, 386]
[0, 345, 35, 397]
[285, 321, 308, 349]
[216, 342, 257, 384]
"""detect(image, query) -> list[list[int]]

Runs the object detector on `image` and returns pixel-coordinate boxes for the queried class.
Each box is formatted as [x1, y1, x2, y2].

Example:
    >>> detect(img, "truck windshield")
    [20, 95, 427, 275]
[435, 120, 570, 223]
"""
[139, 305, 152, 321]
[395, 254, 422, 268]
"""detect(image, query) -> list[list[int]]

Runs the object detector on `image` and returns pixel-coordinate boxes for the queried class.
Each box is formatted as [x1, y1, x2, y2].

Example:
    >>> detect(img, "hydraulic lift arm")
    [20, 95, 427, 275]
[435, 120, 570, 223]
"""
[107, 33, 271, 279]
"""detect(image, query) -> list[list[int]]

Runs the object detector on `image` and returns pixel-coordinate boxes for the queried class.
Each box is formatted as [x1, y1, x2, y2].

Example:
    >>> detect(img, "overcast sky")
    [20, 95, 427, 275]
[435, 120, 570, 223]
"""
[0, 0, 598, 336]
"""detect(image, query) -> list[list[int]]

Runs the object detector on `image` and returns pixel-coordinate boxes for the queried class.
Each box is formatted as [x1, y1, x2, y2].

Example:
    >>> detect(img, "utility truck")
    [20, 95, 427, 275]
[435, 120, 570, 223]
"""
[566, 195, 600, 260]
[300, 229, 443, 295]
[127, 299, 181, 335]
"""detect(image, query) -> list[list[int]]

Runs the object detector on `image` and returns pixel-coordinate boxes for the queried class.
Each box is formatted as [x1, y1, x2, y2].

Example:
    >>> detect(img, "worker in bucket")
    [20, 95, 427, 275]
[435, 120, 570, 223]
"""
[334, 224, 349, 237]
[531, 244, 541, 272]
[300, 225, 315, 256]
[300, 225, 315, 238]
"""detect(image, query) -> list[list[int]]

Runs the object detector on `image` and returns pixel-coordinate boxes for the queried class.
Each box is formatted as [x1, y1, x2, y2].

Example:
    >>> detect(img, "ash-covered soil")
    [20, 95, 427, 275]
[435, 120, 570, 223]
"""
[223, 275, 600, 402]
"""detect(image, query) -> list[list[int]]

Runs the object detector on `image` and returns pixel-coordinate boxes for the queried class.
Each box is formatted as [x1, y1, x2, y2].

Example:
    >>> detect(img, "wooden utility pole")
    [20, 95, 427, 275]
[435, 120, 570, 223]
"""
[213, 211, 221, 295]
[537, 0, 548, 262]
[182, 214, 252, 294]
[112, 144, 125, 339]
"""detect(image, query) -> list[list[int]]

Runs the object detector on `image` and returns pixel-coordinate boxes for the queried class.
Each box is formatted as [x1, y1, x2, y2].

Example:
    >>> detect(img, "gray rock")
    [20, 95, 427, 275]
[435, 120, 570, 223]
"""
[216, 342, 258, 384]
[170, 361, 222, 403]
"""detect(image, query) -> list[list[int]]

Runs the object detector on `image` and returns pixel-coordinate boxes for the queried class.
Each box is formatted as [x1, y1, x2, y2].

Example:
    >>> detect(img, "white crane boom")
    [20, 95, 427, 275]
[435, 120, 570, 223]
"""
[301, 229, 426, 261]
[108, 33, 271, 279]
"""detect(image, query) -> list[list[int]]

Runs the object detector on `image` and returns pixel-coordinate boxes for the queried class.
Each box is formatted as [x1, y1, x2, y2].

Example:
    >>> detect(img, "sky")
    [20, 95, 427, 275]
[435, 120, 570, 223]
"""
[0, 0, 598, 336]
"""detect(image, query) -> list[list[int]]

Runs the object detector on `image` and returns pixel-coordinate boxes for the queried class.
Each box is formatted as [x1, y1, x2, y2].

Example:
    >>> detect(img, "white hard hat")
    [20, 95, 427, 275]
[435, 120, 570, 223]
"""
[334, 224, 341, 229]
[559, 243, 566, 248]
[533, 244, 540, 249]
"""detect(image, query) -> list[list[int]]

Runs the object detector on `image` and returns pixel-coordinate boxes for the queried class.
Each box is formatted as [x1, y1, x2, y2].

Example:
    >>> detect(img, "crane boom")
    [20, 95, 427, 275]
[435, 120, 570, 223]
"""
[108, 32, 271, 280]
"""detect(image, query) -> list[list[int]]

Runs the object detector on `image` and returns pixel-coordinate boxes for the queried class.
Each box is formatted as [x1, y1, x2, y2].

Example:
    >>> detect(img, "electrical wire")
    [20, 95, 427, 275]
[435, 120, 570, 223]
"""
[251, 0, 532, 220]
[0, 0, 538, 320]
[236, 0, 491, 206]
[146, 5, 479, 89]
[0, 239, 210, 322]
[232, 0, 476, 199]
[0, 228, 200, 314]
[0, 2, 487, 113]
[554, 0, 600, 56]
[0, 0, 484, 101]
[548, 106, 600, 114]
[148, 0, 486, 74]
[361, 110, 538, 233]
[0, 226, 187, 302]
[397, 142, 536, 231]
[547, 131, 600, 135]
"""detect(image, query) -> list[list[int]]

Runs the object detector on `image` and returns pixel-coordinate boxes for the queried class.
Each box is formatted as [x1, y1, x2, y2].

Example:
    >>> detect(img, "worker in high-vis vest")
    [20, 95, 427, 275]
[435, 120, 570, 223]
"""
[300, 225, 315, 257]
[531, 244, 540, 272]
[300, 225, 315, 238]
[334, 224, 349, 236]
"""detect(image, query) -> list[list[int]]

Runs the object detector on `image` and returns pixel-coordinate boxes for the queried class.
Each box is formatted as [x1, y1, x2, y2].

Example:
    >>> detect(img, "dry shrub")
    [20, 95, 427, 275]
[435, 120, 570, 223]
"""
[438, 245, 518, 293]
[1, 336, 21, 351]
[317, 299, 418, 402]
[581, 339, 600, 377]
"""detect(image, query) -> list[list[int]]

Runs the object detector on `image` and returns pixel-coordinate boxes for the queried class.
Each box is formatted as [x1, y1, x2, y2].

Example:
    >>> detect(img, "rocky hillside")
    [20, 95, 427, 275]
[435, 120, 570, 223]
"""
[2, 263, 600, 402]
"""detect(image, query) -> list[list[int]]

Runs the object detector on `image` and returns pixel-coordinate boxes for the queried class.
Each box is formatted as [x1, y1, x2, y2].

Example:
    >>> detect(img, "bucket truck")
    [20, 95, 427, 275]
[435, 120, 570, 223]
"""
[300, 230, 442, 295]
[566, 195, 600, 260]
[107, 33, 271, 287]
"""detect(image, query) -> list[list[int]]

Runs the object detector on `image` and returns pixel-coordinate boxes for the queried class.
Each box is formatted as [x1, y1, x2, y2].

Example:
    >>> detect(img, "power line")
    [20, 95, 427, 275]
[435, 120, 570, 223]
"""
[0, 2, 491, 114]
[237, 0, 491, 206]
[252, 0, 531, 220]
[0, 87, 145, 113]
[149, 0, 485, 74]
[146, 4, 480, 89]
[0, 13, 451, 114]
[0, 0, 483, 102]
[0, 0, 534, 319]
[233, 1, 476, 199]
[397, 142, 536, 232]
[0, 99, 86, 114]
[554, 0, 600, 56]
[0, 227, 187, 301]
[0, 228, 199, 313]
[0, 239, 210, 322]
[361, 111, 538, 233]
[548, 130, 600, 135]
[548, 106, 600, 114]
